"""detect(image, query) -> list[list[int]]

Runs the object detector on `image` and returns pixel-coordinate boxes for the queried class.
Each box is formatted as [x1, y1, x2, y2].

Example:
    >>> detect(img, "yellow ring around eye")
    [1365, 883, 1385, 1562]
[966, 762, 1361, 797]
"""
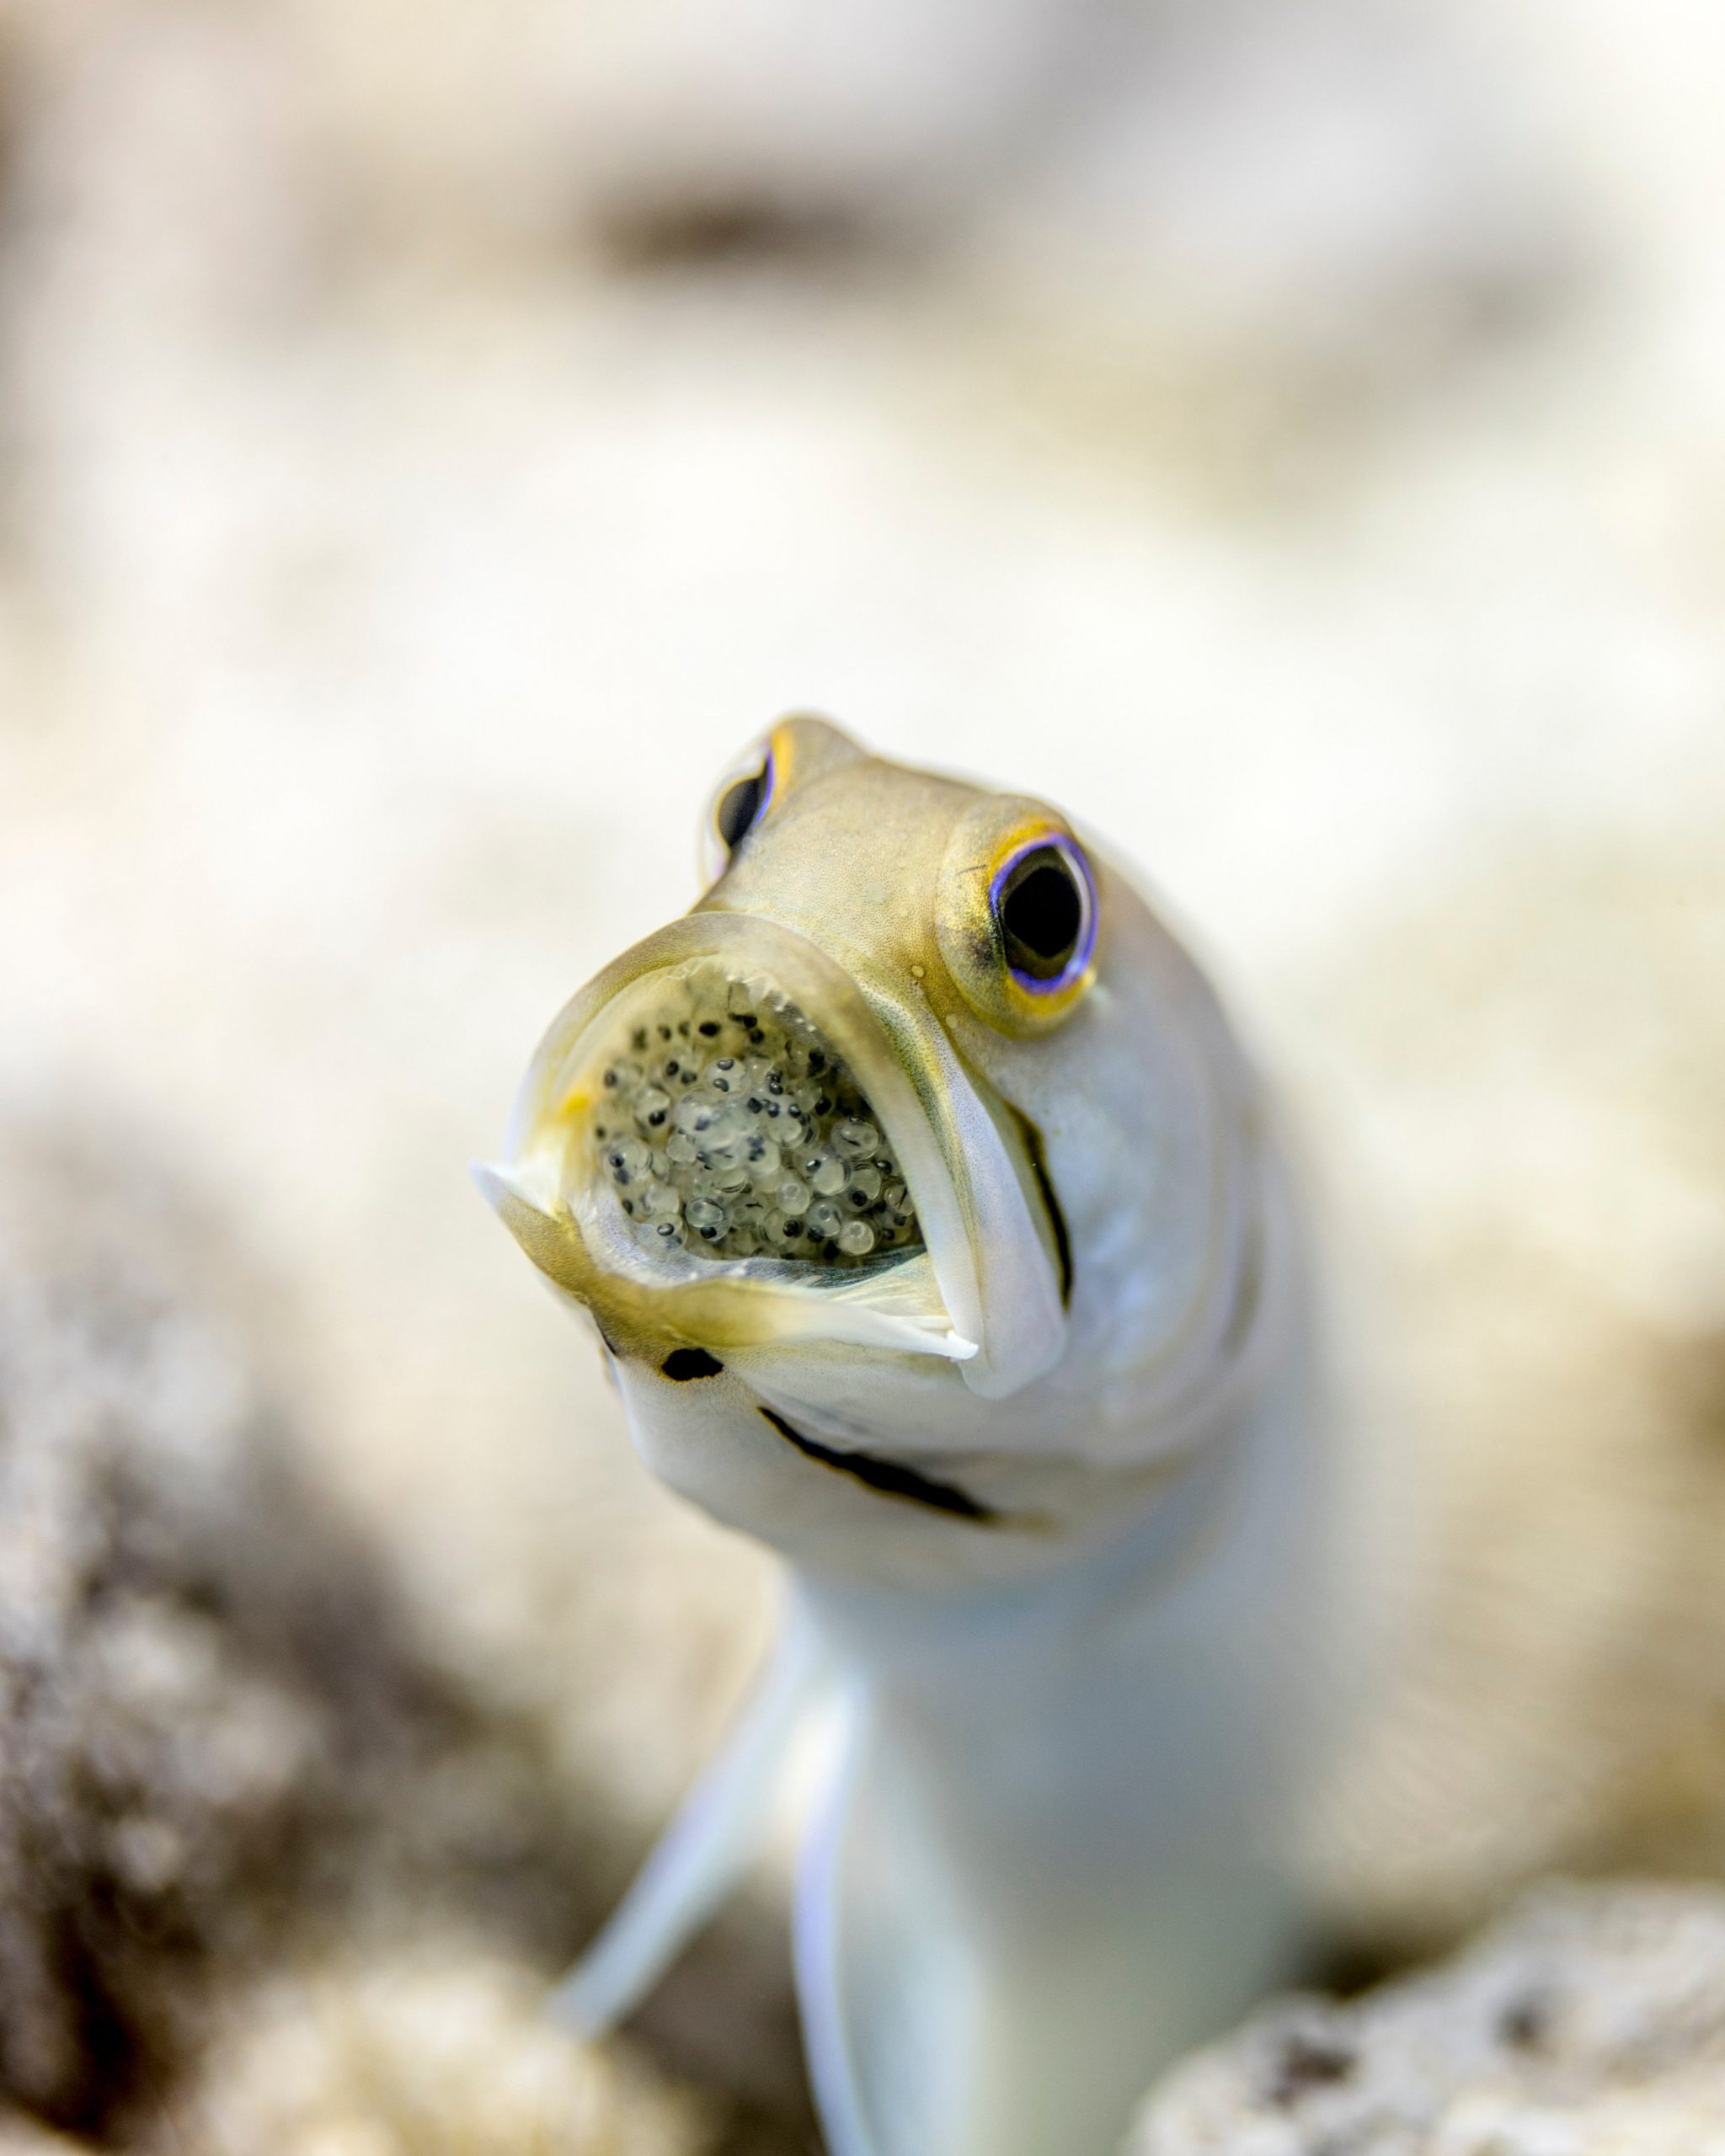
[762, 720, 802, 792]
[936, 800, 1099, 1037]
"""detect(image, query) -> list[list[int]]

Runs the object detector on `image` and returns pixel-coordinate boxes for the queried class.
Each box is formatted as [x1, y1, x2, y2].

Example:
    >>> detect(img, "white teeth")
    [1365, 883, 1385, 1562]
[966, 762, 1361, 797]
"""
[589, 974, 922, 1267]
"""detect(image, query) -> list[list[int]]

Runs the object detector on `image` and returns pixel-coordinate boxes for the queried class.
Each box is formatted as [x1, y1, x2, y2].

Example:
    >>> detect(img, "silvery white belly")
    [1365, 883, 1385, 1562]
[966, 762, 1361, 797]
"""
[792, 1376, 1338, 2156]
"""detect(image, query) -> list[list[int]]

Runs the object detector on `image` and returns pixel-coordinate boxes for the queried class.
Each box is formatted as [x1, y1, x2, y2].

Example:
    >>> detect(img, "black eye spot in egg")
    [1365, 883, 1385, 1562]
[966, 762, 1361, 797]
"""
[662, 1348, 724, 1380]
[997, 846, 1085, 982]
[716, 766, 768, 851]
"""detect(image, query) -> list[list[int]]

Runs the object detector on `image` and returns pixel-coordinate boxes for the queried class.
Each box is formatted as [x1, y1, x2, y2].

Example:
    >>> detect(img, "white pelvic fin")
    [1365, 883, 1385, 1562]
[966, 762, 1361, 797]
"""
[549, 1616, 825, 2038]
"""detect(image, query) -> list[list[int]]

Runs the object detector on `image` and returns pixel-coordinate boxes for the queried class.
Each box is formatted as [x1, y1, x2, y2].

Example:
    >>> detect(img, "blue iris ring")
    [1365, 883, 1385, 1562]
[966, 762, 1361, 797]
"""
[990, 836, 1097, 993]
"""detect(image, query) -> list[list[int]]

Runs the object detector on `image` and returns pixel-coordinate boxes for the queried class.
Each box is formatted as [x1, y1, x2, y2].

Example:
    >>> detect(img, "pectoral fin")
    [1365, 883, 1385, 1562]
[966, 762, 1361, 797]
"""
[550, 1616, 825, 2036]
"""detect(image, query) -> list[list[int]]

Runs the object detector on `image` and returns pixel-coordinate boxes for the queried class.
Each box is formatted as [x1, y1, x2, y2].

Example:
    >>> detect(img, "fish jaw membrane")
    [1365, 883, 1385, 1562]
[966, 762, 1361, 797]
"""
[589, 969, 923, 1270]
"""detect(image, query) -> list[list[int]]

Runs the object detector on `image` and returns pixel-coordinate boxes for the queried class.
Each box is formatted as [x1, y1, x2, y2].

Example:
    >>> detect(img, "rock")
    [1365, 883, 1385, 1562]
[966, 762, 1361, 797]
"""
[0, 2116, 93, 2156]
[0, 1118, 759, 2153]
[1298, 835, 1725, 1956]
[1130, 1881, 1725, 2153]
[165, 1943, 711, 2156]
[0, 1119, 371, 2135]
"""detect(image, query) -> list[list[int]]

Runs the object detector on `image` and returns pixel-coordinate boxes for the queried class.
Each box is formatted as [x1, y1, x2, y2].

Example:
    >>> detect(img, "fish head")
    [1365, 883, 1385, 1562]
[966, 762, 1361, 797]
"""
[482, 718, 1268, 1589]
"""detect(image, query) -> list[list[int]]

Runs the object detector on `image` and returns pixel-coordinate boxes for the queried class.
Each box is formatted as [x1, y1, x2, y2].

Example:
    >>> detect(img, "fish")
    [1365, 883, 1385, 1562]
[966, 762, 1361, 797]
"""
[479, 716, 1354, 2156]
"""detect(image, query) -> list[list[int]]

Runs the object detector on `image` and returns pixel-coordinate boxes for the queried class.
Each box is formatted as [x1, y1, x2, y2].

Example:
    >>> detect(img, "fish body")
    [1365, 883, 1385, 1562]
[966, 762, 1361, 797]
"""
[483, 719, 1350, 2156]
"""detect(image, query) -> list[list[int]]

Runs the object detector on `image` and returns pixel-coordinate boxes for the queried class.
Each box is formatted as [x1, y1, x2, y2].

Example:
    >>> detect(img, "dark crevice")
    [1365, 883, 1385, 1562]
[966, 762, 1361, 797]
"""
[591, 196, 875, 275]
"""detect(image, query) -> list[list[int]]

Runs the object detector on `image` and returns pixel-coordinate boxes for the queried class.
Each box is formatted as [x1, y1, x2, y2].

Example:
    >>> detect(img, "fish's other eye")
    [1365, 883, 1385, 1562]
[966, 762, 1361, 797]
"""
[705, 748, 776, 878]
[937, 806, 1099, 1036]
[717, 765, 769, 851]
[996, 844, 1088, 985]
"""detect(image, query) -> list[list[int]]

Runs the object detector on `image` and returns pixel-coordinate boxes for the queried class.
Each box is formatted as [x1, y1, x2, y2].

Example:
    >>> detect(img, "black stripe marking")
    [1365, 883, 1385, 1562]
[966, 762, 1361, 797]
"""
[757, 1407, 998, 1523]
[1007, 1104, 1073, 1307]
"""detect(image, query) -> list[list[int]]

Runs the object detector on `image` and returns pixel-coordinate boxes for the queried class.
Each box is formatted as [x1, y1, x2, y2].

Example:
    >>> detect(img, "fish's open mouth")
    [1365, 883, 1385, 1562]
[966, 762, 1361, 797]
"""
[485, 911, 1067, 1396]
[590, 963, 923, 1269]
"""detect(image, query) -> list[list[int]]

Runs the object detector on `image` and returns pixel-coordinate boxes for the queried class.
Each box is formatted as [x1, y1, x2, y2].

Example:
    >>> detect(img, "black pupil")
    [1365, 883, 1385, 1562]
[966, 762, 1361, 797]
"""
[999, 849, 1084, 980]
[717, 769, 766, 851]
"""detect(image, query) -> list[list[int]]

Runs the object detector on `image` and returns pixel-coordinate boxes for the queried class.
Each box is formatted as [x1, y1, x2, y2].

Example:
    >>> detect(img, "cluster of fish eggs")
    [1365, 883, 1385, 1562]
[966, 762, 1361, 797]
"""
[592, 981, 921, 1267]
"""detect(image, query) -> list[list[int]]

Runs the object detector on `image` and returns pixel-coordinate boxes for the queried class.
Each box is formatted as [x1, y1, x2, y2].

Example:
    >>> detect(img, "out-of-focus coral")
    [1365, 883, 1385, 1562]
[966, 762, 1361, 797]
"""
[168, 1947, 710, 2156]
[0, 1118, 391, 2134]
[0, 2114, 91, 2156]
[1297, 829, 1725, 1954]
[1130, 1881, 1725, 2153]
[0, 1118, 797, 2151]
[501, 0, 1088, 250]
[0, 0, 1571, 419]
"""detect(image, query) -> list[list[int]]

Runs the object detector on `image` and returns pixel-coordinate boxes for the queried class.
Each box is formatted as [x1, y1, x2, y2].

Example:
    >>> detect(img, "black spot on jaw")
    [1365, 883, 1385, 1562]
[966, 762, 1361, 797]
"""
[757, 1406, 998, 1523]
[1004, 1104, 1073, 1307]
[662, 1348, 724, 1381]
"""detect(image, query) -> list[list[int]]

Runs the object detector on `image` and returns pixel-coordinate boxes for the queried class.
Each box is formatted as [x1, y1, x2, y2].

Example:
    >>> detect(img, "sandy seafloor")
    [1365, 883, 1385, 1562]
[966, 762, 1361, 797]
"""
[1, 0, 1723, 2147]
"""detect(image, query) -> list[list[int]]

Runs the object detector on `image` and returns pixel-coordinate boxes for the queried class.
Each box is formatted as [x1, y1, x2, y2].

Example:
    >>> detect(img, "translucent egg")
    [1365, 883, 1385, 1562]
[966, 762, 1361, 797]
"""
[634, 1086, 672, 1131]
[595, 978, 920, 1267]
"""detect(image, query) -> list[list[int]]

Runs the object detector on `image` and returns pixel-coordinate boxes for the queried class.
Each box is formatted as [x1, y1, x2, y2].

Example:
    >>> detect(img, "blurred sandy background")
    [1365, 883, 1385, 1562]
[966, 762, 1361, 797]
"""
[0, 1, 1722, 2148]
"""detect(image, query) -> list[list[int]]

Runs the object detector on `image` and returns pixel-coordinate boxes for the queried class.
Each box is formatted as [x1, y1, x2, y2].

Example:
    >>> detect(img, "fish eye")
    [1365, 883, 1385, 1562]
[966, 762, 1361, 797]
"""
[937, 808, 1099, 1037]
[708, 749, 775, 870]
[717, 764, 769, 851]
[702, 741, 776, 875]
[994, 842, 1092, 989]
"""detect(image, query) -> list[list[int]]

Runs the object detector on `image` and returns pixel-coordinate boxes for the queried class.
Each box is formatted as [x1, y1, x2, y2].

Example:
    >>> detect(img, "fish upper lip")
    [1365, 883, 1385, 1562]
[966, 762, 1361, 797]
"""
[490, 911, 1067, 1395]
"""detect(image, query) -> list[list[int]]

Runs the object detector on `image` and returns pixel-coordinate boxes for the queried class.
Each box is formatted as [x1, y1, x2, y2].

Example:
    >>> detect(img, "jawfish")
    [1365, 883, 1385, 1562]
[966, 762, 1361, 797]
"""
[481, 718, 1348, 2156]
